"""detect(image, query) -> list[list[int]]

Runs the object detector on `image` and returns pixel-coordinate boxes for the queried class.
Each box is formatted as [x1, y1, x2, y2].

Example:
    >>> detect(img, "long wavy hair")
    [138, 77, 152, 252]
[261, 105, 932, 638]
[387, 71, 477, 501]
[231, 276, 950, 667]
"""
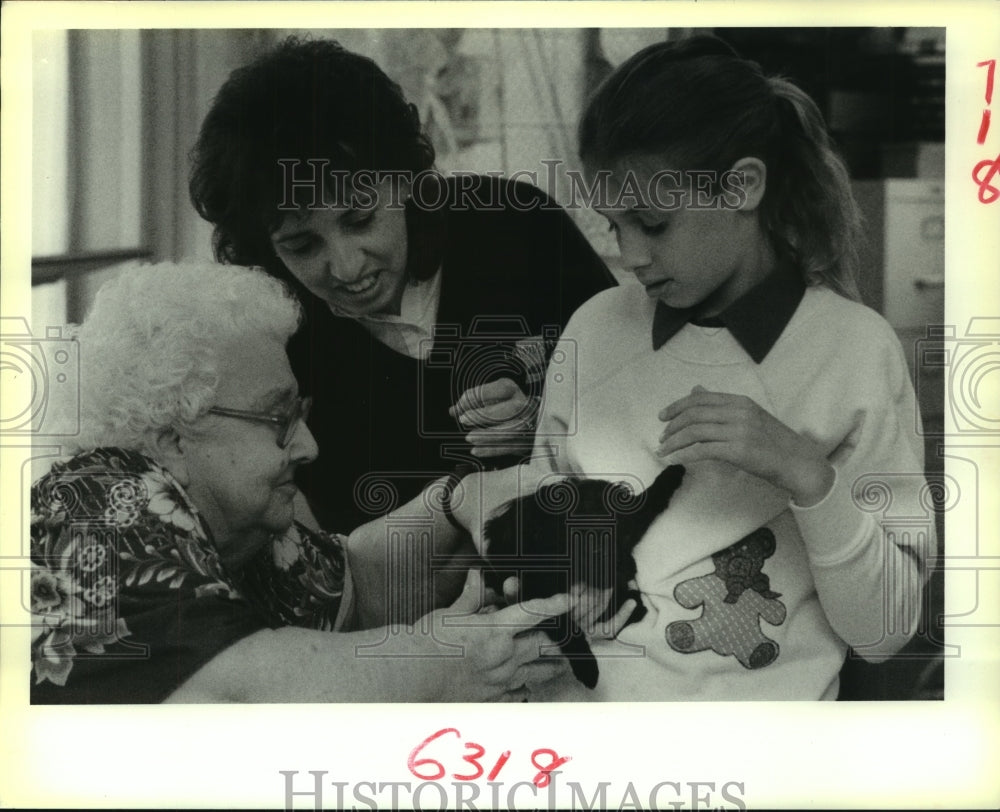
[579, 35, 861, 299]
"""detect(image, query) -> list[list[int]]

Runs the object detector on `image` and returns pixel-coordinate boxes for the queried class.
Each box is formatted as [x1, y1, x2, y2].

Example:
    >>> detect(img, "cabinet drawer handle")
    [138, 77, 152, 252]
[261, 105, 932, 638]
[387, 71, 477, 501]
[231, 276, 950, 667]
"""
[914, 276, 945, 290]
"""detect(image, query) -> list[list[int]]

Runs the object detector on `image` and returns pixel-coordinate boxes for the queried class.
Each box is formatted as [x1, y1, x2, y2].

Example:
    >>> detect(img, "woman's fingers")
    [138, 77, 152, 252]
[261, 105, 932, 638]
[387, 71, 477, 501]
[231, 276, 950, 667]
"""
[446, 568, 486, 616]
[467, 441, 536, 459]
[604, 598, 638, 638]
[512, 655, 569, 687]
[455, 381, 537, 455]
[502, 577, 520, 605]
[490, 593, 571, 634]
[452, 377, 521, 412]
[569, 585, 612, 629]
[464, 413, 535, 441]
[457, 595, 568, 674]
[435, 579, 574, 700]
[483, 630, 562, 683]
[460, 401, 533, 429]
[496, 685, 530, 702]
[579, 596, 639, 641]
[450, 378, 526, 426]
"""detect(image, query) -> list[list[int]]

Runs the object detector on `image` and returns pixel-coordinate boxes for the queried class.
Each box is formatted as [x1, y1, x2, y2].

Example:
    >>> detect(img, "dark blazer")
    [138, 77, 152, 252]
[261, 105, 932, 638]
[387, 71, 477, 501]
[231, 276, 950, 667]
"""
[289, 174, 616, 532]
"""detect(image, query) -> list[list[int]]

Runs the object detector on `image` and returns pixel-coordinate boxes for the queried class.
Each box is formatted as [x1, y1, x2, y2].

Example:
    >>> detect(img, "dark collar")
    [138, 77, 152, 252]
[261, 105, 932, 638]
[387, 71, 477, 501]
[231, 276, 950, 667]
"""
[651, 263, 806, 363]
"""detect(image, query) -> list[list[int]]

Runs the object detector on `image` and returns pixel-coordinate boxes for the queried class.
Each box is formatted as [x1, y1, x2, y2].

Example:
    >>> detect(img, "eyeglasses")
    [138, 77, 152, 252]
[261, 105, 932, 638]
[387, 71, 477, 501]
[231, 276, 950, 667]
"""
[207, 396, 313, 449]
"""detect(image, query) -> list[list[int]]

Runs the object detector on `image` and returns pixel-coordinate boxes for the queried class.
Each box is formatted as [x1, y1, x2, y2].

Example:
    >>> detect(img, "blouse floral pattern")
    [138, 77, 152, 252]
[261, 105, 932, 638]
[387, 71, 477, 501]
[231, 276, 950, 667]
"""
[30, 447, 351, 703]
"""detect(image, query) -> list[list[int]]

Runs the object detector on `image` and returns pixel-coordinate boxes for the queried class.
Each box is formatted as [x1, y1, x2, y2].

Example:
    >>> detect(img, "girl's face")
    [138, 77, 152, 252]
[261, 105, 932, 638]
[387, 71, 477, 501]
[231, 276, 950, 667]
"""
[596, 163, 771, 316]
[270, 177, 409, 317]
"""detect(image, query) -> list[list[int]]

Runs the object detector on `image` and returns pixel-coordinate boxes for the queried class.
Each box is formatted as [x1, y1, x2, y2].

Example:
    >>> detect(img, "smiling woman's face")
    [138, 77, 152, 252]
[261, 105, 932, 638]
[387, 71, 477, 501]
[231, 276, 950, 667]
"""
[270, 177, 410, 317]
[179, 333, 318, 570]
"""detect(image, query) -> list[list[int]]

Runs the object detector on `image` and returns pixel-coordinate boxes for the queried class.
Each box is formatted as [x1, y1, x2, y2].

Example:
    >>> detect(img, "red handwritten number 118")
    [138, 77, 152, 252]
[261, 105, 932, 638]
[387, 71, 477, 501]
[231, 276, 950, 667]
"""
[977, 59, 995, 144]
[973, 59, 1000, 204]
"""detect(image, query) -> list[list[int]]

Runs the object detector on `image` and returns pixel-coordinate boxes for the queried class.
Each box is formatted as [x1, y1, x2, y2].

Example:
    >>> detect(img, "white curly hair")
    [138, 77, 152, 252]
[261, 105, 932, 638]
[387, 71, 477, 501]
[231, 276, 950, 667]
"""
[70, 261, 302, 456]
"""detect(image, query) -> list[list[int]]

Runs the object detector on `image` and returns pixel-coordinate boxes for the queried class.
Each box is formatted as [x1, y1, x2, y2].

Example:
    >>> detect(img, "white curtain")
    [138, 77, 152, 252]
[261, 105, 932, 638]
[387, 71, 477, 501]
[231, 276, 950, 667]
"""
[33, 30, 269, 324]
[140, 29, 270, 262]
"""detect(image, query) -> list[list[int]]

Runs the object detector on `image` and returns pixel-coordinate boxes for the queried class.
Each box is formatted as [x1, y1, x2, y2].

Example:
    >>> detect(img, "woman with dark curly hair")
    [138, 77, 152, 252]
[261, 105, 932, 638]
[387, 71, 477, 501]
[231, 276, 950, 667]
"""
[189, 37, 615, 534]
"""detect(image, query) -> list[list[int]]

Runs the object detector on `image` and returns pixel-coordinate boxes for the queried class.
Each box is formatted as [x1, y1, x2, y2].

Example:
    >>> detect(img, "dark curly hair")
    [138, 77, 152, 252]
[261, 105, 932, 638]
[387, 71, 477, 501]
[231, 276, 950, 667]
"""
[189, 36, 443, 285]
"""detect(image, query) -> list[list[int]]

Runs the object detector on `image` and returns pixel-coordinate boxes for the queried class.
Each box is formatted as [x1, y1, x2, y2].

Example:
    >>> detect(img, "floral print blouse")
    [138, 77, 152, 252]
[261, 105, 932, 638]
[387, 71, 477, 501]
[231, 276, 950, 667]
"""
[30, 447, 352, 703]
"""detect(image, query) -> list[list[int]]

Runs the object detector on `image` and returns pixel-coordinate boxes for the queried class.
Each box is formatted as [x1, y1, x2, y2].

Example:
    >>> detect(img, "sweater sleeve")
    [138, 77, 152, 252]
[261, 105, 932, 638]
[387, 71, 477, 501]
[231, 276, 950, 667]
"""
[790, 325, 935, 662]
[532, 303, 589, 476]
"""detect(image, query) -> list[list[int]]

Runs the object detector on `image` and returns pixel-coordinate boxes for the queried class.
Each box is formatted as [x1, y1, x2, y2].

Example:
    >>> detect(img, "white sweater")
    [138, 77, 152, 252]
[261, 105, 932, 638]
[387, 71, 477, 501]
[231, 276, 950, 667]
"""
[535, 283, 934, 700]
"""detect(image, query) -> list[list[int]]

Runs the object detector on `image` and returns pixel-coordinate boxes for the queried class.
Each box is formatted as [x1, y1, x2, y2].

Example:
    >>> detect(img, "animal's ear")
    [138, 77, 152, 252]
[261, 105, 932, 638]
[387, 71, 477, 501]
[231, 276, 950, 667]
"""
[753, 527, 777, 557]
[609, 482, 638, 510]
[664, 464, 685, 497]
[646, 464, 686, 511]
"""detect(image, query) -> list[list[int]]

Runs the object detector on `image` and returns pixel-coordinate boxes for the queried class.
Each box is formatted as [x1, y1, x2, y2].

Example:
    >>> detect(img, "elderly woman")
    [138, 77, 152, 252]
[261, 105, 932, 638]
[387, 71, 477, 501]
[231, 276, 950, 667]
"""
[189, 37, 616, 534]
[29, 262, 569, 704]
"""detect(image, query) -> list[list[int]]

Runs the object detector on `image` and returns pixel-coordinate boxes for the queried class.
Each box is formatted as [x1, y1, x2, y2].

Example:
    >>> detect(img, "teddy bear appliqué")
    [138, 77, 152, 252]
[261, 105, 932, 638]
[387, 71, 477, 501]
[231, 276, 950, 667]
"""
[666, 527, 786, 669]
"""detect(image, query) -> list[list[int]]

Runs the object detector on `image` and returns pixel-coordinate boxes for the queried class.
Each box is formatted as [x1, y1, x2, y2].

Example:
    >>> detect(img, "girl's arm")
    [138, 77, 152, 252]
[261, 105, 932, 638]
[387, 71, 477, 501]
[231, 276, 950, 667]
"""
[786, 349, 933, 662]
[658, 342, 933, 661]
[165, 570, 570, 703]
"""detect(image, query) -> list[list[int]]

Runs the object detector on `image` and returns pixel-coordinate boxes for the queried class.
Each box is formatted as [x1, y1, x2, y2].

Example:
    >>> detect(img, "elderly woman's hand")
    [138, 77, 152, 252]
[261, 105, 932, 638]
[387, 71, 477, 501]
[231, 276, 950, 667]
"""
[570, 584, 638, 642]
[502, 579, 636, 642]
[431, 569, 570, 701]
[449, 378, 539, 458]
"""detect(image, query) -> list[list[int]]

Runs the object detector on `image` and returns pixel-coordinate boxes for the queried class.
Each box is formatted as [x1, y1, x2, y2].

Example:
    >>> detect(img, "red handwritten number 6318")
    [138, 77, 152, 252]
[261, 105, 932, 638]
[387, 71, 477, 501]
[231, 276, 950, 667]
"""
[407, 727, 570, 787]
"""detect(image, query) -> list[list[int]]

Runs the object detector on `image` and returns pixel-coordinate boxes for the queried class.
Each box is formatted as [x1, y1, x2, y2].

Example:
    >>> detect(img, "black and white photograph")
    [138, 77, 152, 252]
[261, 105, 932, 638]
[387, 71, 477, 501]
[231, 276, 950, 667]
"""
[1, 1, 997, 809]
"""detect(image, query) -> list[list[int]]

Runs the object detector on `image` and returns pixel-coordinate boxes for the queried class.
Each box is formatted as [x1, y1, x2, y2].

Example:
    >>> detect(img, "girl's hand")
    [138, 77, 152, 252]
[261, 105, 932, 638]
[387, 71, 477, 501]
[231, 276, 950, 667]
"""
[449, 378, 539, 458]
[657, 386, 834, 507]
[432, 569, 570, 701]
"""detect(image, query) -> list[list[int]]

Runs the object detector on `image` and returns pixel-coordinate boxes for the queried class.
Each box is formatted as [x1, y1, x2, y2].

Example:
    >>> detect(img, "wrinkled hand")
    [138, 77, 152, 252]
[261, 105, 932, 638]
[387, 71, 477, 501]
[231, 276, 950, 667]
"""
[502, 580, 636, 642]
[449, 378, 539, 458]
[432, 569, 570, 702]
[658, 386, 834, 507]
[572, 584, 638, 641]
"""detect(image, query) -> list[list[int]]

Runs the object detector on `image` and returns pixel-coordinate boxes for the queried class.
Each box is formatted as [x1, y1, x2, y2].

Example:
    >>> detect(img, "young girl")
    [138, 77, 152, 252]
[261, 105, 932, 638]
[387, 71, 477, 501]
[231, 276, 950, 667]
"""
[505, 35, 933, 700]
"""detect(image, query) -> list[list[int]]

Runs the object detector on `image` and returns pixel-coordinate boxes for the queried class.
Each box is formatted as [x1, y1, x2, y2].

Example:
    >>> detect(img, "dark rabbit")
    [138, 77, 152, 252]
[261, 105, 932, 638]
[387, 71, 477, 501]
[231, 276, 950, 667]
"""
[482, 465, 685, 688]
